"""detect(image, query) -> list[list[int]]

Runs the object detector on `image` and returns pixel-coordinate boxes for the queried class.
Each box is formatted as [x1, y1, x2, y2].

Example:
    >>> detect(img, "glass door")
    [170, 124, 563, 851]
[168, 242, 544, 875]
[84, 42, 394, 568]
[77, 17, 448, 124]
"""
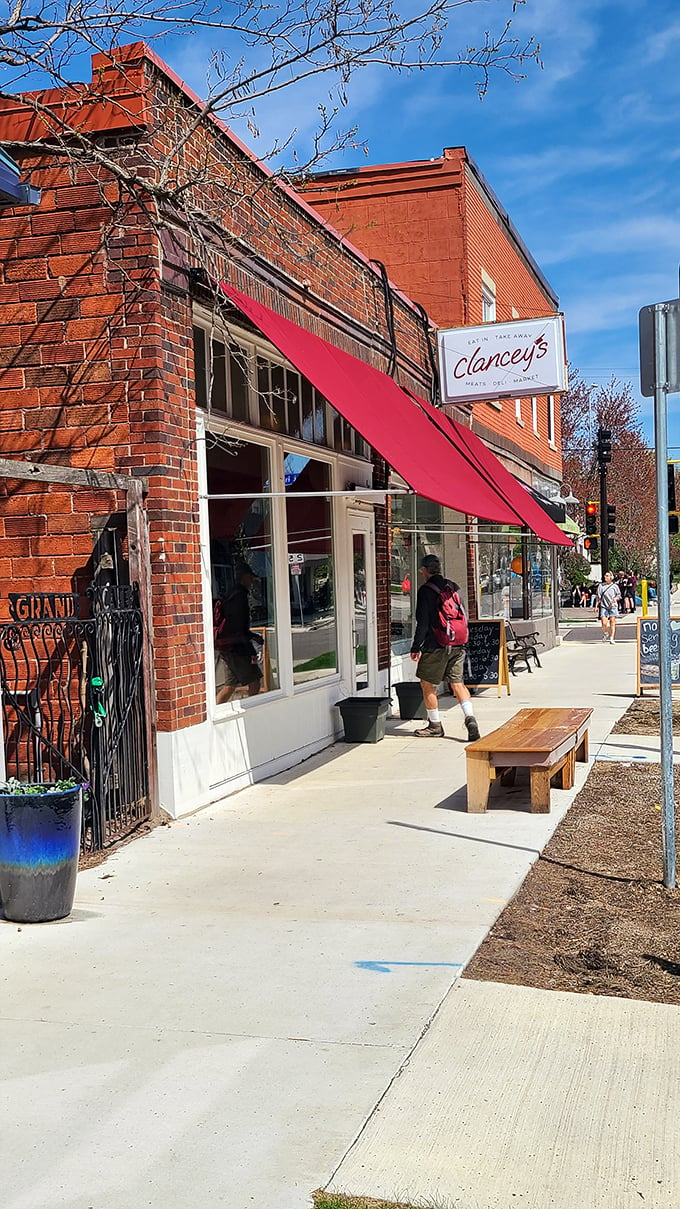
[349, 514, 376, 694]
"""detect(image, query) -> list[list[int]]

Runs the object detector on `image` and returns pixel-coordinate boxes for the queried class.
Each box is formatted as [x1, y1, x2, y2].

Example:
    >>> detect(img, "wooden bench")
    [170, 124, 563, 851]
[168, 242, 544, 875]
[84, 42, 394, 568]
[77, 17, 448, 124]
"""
[465, 707, 592, 814]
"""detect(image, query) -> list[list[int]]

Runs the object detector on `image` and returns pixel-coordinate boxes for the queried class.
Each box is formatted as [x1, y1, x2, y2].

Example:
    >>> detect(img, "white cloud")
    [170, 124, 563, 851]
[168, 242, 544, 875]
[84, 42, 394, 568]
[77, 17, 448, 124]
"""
[562, 273, 670, 335]
[538, 215, 680, 266]
[643, 18, 680, 64]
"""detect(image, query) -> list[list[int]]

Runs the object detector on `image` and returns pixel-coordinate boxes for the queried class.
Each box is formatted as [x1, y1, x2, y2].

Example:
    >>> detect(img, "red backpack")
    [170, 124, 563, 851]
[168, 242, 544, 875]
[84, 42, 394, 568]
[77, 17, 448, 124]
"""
[425, 580, 469, 647]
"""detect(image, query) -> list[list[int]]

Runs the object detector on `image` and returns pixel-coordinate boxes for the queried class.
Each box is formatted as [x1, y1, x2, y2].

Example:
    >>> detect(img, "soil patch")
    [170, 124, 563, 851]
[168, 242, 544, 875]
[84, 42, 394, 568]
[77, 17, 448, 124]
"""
[611, 696, 677, 735]
[465, 761, 680, 1005]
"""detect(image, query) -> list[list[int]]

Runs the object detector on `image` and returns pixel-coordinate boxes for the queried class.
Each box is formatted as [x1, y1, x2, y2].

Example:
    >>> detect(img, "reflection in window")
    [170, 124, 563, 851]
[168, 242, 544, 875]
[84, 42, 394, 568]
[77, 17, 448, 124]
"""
[477, 532, 514, 621]
[193, 329, 371, 458]
[390, 495, 447, 655]
[528, 538, 553, 618]
[207, 440, 279, 701]
[285, 453, 337, 684]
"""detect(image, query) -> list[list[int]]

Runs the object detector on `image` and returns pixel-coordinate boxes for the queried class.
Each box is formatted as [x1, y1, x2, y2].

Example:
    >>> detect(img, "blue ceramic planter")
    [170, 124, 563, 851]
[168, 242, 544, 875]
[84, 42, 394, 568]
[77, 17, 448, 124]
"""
[0, 786, 83, 923]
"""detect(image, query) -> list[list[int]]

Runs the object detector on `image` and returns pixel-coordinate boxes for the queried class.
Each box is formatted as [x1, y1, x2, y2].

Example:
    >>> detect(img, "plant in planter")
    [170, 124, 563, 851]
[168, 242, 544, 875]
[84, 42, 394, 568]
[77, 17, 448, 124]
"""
[0, 777, 86, 923]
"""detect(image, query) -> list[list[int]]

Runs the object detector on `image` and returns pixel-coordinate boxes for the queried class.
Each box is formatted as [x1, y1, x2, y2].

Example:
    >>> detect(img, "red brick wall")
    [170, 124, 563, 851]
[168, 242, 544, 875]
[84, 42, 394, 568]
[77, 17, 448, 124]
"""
[0, 44, 435, 728]
[462, 167, 562, 476]
[304, 149, 563, 479]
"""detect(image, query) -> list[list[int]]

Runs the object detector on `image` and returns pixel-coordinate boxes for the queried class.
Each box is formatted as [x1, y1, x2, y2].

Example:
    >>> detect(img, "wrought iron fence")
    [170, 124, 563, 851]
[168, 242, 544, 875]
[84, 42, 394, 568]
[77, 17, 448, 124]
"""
[0, 586, 150, 850]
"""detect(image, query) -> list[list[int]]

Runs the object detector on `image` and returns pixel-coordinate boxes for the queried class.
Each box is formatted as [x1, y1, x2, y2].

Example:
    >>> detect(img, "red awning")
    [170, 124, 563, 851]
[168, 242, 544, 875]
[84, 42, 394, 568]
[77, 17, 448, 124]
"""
[220, 283, 570, 547]
[220, 283, 522, 525]
[407, 395, 571, 546]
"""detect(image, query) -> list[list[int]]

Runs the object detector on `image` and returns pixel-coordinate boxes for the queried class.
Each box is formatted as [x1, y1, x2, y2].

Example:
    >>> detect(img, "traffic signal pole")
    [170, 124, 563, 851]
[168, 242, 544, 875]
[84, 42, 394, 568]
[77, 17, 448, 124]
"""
[599, 461, 608, 575]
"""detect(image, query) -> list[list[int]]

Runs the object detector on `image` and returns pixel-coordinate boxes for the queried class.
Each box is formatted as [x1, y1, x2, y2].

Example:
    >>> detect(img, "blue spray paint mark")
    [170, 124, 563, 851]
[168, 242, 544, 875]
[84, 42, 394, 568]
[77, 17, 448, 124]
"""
[355, 960, 463, 974]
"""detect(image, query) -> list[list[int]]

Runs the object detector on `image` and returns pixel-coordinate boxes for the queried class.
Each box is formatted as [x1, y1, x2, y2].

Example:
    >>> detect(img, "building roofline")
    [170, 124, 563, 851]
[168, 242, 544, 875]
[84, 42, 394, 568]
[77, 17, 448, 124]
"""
[308, 147, 559, 310]
[460, 151, 558, 309]
[0, 42, 429, 327]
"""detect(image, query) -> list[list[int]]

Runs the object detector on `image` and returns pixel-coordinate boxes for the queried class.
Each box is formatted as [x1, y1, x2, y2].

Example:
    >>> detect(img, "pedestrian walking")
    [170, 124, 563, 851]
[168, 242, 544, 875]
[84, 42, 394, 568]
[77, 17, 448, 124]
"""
[410, 554, 480, 740]
[624, 570, 637, 614]
[595, 571, 621, 644]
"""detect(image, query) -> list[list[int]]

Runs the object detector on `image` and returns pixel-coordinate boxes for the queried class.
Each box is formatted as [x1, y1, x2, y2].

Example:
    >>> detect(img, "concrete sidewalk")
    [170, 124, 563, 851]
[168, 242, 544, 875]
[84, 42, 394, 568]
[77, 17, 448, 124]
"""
[2, 622, 675, 1209]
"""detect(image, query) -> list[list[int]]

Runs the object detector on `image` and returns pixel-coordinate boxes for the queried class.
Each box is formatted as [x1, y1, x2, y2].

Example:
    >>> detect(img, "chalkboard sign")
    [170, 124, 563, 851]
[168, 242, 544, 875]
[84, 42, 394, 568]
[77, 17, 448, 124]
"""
[637, 617, 680, 694]
[464, 620, 510, 696]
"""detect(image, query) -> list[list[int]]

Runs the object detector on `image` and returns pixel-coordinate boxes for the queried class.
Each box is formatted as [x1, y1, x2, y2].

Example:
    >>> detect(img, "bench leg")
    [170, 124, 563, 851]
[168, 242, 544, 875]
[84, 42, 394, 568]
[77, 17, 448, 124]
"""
[556, 748, 575, 790]
[530, 767, 551, 813]
[576, 731, 589, 762]
[467, 752, 492, 813]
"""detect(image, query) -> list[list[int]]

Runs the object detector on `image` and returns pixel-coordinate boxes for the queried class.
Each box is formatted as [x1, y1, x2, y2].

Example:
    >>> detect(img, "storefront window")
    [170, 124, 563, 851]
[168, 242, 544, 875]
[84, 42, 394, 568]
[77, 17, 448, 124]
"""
[207, 440, 279, 701]
[478, 530, 514, 620]
[284, 452, 337, 684]
[194, 328, 369, 461]
[390, 495, 447, 655]
[528, 539, 554, 618]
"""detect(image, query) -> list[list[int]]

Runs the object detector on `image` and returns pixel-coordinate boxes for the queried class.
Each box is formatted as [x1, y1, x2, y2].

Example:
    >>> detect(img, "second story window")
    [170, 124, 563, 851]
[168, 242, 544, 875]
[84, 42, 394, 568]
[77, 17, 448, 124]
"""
[482, 282, 497, 323]
[547, 395, 555, 445]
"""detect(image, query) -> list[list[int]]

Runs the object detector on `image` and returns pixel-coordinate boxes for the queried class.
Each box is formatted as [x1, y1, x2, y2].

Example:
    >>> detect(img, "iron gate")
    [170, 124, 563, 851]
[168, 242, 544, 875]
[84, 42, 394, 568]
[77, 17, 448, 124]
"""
[0, 585, 150, 850]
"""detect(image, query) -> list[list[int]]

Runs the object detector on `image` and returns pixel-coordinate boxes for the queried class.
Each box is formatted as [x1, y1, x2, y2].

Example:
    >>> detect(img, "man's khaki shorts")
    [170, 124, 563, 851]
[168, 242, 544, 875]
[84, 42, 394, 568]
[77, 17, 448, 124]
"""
[416, 645, 465, 686]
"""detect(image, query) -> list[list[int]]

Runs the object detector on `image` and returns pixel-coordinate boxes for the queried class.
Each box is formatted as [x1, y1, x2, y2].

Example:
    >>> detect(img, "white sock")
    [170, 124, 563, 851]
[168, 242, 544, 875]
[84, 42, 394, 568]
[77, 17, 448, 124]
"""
[461, 700, 474, 718]
[427, 708, 440, 724]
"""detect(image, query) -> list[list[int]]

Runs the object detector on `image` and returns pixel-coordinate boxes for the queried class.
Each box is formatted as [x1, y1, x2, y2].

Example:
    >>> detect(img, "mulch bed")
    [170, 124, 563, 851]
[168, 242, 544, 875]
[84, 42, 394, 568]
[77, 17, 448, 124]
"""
[611, 696, 679, 735]
[465, 760, 680, 1005]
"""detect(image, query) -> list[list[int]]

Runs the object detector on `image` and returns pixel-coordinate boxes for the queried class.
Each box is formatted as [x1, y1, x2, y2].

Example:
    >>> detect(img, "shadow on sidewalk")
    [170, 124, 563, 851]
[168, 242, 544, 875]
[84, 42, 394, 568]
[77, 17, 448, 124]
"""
[386, 818, 541, 856]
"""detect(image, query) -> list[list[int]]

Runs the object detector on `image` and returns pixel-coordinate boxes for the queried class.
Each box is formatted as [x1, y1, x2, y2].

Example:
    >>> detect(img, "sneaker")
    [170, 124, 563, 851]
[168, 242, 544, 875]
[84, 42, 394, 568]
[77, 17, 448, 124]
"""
[609, 636, 615, 644]
[601, 634, 609, 642]
[414, 721, 445, 738]
[465, 715, 481, 742]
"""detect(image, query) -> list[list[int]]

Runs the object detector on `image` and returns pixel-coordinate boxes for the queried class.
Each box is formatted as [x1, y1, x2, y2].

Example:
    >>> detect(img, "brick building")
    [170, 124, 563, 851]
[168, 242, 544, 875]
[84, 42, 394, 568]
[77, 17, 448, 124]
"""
[304, 150, 568, 643]
[0, 46, 567, 818]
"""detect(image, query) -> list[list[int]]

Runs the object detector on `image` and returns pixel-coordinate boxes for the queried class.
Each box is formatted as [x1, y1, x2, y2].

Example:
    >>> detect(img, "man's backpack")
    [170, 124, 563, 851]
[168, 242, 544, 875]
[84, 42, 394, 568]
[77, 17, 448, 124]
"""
[425, 580, 469, 648]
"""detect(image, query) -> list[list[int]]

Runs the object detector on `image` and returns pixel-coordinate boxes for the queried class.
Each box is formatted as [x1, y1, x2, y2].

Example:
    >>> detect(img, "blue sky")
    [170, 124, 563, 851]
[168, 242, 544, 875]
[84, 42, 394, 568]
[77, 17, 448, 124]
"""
[13, 0, 675, 447]
[179, 0, 678, 450]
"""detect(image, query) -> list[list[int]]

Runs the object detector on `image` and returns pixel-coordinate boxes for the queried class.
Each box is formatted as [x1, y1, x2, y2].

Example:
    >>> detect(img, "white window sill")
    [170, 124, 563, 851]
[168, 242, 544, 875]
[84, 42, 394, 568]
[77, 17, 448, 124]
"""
[548, 440, 557, 450]
[515, 418, 525, 428]
[487, 399, 503, 412]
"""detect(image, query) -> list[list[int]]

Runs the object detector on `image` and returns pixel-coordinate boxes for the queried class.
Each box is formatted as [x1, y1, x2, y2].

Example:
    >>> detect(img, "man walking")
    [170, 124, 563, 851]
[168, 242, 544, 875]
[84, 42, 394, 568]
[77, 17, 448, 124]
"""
[595, 570, 621, 644]
[410, 554, 480, 740]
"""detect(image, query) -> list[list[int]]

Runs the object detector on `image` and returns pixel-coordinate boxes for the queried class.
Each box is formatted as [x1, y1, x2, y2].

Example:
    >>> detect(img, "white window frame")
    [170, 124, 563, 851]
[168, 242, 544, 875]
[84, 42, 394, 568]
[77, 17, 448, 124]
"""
[482, 282, 497, 324]
[531, 395, 538, 434]
[192, 308, 371, 463]
[547, 395, 555, 447]
[515, 398, 523, 426]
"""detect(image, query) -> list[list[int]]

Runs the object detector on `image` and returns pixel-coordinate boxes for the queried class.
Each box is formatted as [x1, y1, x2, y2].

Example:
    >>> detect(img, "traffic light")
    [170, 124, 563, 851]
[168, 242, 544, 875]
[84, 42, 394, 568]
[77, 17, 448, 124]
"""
[585, 501, 598, 536]
[606, 504, 617, 535]
[596, 427, 612, 465]
[584, 536, 599, 556]
[669, 463, 679, 535]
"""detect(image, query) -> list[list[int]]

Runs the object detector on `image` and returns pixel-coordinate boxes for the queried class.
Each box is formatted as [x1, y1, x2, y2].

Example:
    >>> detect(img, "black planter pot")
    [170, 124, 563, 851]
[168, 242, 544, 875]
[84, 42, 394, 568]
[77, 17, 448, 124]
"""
[0, 786, 83, 923]
[394, 681, 426, 721]
[337, 696, 391, 743]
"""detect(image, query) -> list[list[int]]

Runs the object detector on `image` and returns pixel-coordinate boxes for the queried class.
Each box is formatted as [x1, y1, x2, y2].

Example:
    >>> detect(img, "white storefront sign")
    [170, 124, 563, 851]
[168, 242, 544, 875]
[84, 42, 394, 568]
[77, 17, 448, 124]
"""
[438, 315, 567, 404]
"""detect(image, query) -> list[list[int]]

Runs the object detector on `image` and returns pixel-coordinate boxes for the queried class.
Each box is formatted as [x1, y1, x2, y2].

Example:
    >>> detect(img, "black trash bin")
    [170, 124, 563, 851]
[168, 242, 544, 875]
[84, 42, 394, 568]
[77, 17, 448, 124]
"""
[337, 696, 390, 743]
[394, 681, 426, 720]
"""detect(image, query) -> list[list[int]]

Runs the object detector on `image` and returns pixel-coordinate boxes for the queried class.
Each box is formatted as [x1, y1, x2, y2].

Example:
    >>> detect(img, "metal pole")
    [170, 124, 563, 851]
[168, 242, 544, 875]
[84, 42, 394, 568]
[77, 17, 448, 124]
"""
[653, 303, 676, 889]
[599, 459, 608, 576]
